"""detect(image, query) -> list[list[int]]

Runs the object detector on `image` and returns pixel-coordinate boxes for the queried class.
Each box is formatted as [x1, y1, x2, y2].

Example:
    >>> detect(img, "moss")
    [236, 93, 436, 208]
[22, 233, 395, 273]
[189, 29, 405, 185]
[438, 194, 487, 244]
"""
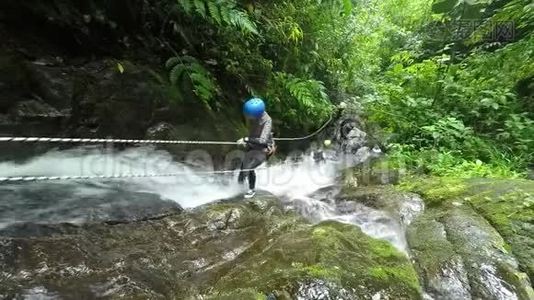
[211, 220, 422, 299]
[302, 265, 341, 279]
[201, 288, 267, 300]
[403, 176, 534, 282]
[368, 265, 421, 290]
[398, 176, 467, 206]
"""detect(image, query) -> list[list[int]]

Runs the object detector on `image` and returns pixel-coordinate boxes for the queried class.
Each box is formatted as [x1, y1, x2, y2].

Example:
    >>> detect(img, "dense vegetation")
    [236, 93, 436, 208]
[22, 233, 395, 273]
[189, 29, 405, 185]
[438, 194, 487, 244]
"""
[162, 0, 532, 177]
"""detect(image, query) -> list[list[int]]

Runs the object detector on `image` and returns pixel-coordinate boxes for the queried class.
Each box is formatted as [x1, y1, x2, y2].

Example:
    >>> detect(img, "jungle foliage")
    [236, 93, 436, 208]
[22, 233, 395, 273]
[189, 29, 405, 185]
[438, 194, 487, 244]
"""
[366, 0, 533, 177]
[164, 0, 532, 176]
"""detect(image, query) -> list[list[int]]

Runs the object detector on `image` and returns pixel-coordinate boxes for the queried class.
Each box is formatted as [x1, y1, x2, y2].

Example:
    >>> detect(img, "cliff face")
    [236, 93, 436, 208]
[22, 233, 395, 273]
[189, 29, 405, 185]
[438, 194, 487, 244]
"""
[0, 0, 246, 162]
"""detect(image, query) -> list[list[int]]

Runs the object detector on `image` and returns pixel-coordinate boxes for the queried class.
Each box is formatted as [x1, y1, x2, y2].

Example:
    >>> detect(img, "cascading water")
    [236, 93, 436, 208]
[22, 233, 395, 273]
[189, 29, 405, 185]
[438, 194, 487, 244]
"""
[0, 145, 413, 252]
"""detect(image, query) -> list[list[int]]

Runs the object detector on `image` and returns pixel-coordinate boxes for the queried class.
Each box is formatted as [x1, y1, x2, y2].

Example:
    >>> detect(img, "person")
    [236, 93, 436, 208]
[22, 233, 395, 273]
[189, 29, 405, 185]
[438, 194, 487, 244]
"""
[236, 98, 275, 198]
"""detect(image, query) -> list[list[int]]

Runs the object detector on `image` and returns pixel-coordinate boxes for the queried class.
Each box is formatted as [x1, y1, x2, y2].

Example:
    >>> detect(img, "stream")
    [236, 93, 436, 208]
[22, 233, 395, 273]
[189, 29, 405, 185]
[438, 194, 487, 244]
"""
[0, 146, 412, 253]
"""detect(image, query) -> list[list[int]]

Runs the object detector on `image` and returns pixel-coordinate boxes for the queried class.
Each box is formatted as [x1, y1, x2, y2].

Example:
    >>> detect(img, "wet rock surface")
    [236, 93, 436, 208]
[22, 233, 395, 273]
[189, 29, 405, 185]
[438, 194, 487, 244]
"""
[403, 177, 534, 300]
[0, 193, 422, 299]
[0, 181, 183, 234]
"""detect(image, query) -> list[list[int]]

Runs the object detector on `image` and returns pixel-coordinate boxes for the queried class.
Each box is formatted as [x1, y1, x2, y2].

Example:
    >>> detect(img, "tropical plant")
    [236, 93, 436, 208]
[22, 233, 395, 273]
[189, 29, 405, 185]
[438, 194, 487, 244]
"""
[177, 0, 258, 35]
[165, 56, 219, 105]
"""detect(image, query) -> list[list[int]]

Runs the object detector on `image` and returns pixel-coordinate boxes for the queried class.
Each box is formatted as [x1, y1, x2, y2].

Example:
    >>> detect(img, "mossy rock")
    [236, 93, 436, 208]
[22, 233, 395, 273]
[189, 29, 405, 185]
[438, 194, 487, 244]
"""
[338, 185, 424, 227]
[401, 177, 534, 282]
[207, 220, 422, 299]
[0, 194, 422, 299]
[403, 177, 534, 299]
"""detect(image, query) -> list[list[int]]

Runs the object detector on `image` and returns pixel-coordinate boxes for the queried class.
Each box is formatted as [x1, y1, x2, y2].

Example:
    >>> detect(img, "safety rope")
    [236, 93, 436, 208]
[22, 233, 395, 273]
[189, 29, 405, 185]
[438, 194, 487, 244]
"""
[0, 116, 332, 183]
[0, 162, 302, 183]
[0, 115, 333, 145]
[274, 115, 333, 141]
[0, 137, 239, 145]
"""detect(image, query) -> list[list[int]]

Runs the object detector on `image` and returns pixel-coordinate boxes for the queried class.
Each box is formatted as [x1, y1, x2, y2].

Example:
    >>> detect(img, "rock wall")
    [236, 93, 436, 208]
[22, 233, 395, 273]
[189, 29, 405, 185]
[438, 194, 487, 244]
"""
[0, 194, 422, 299]
[0, 1, 245, 163]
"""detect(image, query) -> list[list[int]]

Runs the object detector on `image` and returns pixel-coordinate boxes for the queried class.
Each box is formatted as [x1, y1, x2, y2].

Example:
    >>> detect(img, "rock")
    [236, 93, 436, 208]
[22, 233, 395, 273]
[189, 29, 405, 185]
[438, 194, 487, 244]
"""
[145, 122, 176, 140]
[0, 195, 423, 299]
[407, 210, 472, 300]
[0, 50, 32, 112]
[9, 99, 64, 121]
[403, 177, 534, 300]
[339, 185, 424, 228]
[0, 185, 184, 236]
[28, 62, 74, 109]
[345, 159, 400, 187]
[336, 185, 425, 253]
[408, 204, 533, 300]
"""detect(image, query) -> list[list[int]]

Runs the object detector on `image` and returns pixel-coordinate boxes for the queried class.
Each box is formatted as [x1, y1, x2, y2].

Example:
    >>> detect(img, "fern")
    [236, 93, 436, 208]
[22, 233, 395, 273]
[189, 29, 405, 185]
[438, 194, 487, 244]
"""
[469, 0, 534, 44]
[178, 0, 193, 14]
[177, 0, 258, 35]
[166, 56, 219, 105]
[207, 1, 222, 24]
[320, 0, 353, 15]
[194, 0, 207, 17]
[273, 72, 333, 121]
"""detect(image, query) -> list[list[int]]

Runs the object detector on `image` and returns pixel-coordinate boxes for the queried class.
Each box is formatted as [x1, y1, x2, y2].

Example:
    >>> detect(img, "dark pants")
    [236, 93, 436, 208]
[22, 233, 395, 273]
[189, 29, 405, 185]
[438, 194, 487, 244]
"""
[238, 150, 267, 190]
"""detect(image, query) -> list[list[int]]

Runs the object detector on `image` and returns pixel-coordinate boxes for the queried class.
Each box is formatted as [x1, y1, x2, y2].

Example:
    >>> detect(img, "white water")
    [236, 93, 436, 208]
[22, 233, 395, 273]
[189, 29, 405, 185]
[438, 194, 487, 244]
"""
[0, 146, 410, 252]
[0, 146, 340, 208]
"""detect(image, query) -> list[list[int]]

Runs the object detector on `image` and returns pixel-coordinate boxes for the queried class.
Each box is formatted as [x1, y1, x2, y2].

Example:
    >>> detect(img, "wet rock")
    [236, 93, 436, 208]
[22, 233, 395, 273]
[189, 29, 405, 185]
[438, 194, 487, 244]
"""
[0, 195, 423, 299]
[404, 177, 534, 300]
[407, 212, 472, 299]
[408, 204, 533, 300]
[343, 158, 399, 187]
[335, 118, 367, 152]
[339, 185, 425, 228]
[28, 62, 74, 109]
[145, 122, 176, 140]
[0, 182, 183, 235]
[404, 178, 534, 283]
[334, 185, 425, 254]
[9, 99, 64, 121]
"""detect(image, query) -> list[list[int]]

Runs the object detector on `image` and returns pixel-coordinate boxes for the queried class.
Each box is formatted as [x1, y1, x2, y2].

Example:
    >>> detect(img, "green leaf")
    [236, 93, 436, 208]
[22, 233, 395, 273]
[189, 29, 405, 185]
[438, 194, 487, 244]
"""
[116, 62, 124, 74]
[194, 0, 207, 17]
[432, 0, 458, 13]
[169, 64, 188, 84]
[342, 0, 353, 15]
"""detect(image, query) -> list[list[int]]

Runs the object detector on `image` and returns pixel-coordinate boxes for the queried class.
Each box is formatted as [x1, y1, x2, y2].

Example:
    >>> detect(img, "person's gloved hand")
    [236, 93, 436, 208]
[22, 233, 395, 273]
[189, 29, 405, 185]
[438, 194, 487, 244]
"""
[236, 137, 248, 147]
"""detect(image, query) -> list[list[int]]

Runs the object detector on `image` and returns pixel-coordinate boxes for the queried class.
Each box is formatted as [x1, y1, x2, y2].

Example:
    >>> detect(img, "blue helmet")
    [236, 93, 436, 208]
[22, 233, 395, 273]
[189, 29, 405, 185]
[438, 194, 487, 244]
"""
[243, 98, 265, 118]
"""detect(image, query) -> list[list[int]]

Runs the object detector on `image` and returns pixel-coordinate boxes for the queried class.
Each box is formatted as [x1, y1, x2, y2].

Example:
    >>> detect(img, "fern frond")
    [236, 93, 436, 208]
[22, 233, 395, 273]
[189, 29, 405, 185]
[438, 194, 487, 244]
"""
[165, 57, 182, 69]
[190, 72, 217, 103]
[169, 64, 189, 84]
[166, 55, 219, 105]
[229, 10, 259, 35]
[178, 0, 193, 14]
[207, 1, 222, 25]
[193, 0, 207, 18]
[218, 3, 233, 26]
[180, 55, 198, 64]
[178, 0, 258, 35]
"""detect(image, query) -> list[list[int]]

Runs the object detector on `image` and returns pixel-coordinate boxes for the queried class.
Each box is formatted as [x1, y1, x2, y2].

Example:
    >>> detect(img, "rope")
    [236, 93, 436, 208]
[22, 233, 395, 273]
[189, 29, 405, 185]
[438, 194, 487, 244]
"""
[0, 137, 239, 145]
[0, 161, 306, 183]
[0, 116, 332, 183]
[273, 115, 333, 141]
[0, 115, 333, 145]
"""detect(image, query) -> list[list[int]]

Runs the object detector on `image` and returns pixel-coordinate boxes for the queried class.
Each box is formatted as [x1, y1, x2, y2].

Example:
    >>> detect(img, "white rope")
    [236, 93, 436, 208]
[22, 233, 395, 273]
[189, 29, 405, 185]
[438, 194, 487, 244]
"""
[0, 137, 239, 145]
[0, 162, 305, 183]
[0, 115, 332, 183]
[0, 115, 333, 145]
[0, 169, 251, 183]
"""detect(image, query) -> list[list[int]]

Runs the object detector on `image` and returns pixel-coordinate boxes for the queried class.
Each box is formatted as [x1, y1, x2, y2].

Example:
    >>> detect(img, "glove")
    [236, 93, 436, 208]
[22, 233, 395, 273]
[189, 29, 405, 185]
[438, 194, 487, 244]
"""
[236, 137, 248, 147]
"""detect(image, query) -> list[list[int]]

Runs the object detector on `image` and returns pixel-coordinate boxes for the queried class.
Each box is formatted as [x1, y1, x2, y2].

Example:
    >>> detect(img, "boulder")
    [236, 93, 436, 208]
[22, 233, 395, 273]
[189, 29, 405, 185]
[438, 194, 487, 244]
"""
[403, 177, 534, 300]
[0, 194, 423, 299]
[9, 99, 64, 121]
